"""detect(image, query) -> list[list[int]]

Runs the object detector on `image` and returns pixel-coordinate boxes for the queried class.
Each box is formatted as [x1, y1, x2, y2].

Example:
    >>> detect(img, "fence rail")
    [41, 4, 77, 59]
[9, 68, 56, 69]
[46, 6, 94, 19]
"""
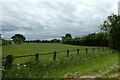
[2, 47, 108, 67]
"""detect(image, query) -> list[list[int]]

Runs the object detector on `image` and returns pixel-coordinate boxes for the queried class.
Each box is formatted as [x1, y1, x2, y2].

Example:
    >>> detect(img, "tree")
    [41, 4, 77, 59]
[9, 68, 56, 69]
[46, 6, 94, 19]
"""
[61, 34, 72, 44]
[51, 39, 60, 43]
[101, 14, 120, 50]
[11, 34, 26, 44]
[62, 34, 72, 41]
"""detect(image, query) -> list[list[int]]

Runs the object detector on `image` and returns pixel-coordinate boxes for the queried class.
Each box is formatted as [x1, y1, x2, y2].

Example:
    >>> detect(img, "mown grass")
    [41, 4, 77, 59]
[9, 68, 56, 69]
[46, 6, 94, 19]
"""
[2, 44, 119, 78]
[2, 43, 97, 64]
[2, 43, 95, 56]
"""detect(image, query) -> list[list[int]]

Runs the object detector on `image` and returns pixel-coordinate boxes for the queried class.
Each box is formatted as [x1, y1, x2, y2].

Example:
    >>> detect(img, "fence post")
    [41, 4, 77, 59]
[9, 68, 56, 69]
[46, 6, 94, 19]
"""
[86, 48, 88, 54]
[53, 51, 56, 60]
[35, 53, 39, 61]
[77, 49, 79, 55]
[93, 48, 94, 53]
[66, 50, 69, 58]
[5, 55, 14, 68]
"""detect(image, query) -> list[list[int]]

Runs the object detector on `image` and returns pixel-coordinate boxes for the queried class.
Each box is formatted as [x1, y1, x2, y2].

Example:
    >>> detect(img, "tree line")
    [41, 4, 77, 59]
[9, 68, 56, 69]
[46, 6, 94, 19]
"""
[62, 32, 109, 47]
[25, 39, 60, 43]
[2, 32, 109, 47]
[2, 34, 61, 45]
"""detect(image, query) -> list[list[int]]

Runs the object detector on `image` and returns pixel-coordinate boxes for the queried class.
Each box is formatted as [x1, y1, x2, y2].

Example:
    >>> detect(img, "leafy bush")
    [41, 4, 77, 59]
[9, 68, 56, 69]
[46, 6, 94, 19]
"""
[2, 39, 11, 46]
[62, 32, 109, 47]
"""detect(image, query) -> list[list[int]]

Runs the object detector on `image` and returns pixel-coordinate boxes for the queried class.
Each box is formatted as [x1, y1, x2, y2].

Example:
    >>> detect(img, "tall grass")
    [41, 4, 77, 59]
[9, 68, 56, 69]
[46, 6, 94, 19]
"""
[2, 48, 118, 78]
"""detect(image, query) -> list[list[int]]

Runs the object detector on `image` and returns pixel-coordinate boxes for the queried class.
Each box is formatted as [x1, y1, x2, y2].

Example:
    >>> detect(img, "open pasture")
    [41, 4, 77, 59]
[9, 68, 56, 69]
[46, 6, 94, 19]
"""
[2, 43, 119, 78]
[2, 43, 97, 64]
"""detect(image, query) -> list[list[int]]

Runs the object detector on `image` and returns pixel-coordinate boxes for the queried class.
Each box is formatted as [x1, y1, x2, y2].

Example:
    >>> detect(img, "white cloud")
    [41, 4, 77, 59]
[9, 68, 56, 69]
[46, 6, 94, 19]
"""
[1, 0, 119, 40]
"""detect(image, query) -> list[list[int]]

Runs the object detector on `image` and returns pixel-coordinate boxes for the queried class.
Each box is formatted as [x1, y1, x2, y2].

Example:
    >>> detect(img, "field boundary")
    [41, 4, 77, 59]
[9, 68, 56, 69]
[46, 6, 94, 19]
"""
[2, 47, 108, 67]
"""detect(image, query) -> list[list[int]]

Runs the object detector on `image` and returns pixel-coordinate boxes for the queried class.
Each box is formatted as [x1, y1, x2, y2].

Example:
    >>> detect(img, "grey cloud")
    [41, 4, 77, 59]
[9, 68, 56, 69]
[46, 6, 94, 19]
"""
[1, 0, 119, 39]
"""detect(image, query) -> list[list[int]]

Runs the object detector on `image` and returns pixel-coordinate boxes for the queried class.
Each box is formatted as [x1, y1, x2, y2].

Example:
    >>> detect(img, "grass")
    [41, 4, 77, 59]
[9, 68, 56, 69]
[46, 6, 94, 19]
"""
[2, 43, 96, 64]
[47, 50, 118, 78]
[2, 43, 95, 56]
[2, 43, 119, 78]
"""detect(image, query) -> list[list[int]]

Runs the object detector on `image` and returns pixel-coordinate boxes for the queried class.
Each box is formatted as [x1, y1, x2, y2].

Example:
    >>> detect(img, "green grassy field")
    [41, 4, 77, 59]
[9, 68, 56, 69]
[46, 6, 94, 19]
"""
[2, 43, 95, 56]
[2, 43, 96, 64]
[2, 43, 119, 78]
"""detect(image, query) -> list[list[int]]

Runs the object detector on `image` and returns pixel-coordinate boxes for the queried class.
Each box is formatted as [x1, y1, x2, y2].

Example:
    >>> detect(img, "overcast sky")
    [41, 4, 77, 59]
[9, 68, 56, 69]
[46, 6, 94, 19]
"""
[0, 0, 119, 40]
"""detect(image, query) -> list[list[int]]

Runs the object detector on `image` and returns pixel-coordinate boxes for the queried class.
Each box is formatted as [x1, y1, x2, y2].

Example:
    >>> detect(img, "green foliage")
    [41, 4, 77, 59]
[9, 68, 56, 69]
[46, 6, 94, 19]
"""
[25, 39, 61, 43]
[101, 14, 120, 50]
[50, 39, 61, 43]
[62, 34, 72, 44]
[62, 32, 109, 46]
[2, 39, 11, 46]
[11, 34, 26, 44]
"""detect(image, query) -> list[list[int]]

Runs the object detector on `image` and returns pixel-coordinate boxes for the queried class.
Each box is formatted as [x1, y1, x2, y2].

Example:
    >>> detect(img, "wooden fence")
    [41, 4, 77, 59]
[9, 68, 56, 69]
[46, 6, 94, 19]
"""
[2, 47, 108, 67]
